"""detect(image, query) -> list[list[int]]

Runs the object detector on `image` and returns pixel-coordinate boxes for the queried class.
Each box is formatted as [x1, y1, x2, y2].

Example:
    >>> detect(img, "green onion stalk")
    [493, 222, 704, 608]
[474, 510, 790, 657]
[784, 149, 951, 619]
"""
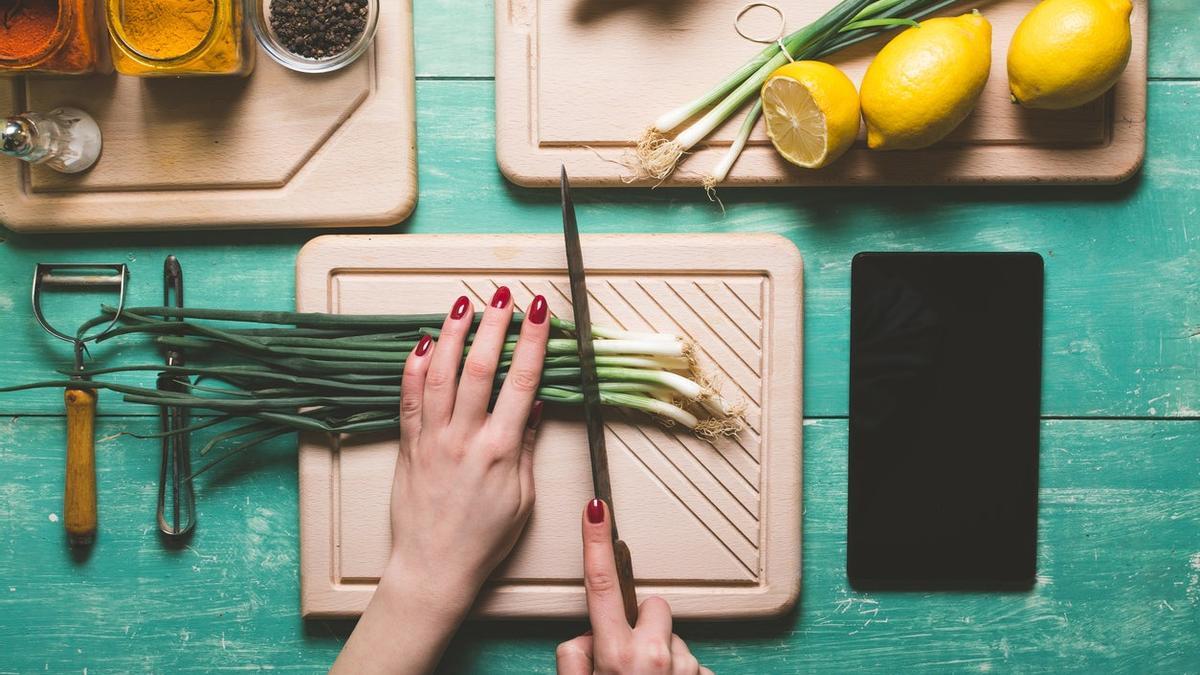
[0, 306, 745, 479]
[638, 0, 965, 186]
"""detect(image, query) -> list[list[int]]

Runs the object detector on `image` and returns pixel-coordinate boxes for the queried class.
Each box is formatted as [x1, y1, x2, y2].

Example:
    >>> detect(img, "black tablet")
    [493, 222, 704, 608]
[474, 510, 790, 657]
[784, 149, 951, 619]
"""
[848, 252, 1044, 590]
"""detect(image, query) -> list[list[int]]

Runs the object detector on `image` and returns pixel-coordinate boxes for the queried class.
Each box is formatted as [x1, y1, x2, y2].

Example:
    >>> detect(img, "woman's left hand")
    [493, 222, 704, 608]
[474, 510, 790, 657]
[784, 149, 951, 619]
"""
[388, 288, 551, 605]
[333, 288, 551, 675]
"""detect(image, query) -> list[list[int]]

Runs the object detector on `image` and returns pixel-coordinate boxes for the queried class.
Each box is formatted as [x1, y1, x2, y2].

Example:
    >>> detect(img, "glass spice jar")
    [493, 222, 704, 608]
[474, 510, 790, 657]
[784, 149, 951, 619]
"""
[0, 0, 103, 75]
[252, 0, 377, 74]
[106, 0, 254, 76]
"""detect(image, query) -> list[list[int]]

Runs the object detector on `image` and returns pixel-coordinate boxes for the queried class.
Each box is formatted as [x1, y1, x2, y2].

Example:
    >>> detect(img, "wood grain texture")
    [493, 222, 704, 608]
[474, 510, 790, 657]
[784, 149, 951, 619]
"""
[63, 387, 97, 545]
[495, 0, 1148, 187]
[0, 82, 1194, 420]
[0, 417, 1195, 672]
[413, 0, 1196, 79]
[0, 1, 417, 233]
[294, 234, 803, 618]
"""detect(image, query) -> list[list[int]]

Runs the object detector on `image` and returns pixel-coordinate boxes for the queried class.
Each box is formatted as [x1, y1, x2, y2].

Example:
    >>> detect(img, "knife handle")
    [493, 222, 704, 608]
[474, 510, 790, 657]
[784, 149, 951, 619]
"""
[64, 386, 97, 547]
[613, 538, 638, 626]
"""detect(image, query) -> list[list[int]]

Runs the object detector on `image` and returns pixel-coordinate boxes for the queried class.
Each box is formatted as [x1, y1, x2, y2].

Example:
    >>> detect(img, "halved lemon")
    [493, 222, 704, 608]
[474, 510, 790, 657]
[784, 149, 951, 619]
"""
[761, 60, 861, 169]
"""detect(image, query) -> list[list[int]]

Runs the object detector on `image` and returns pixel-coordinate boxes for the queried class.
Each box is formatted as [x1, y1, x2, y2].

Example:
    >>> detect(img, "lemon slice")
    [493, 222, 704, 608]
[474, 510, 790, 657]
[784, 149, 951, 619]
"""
[760, 60, 861, 169]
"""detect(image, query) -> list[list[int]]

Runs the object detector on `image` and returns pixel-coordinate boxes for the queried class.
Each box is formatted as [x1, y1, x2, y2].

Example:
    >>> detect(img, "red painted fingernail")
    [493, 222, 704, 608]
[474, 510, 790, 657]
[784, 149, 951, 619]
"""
[586, 498, 605, 524]
[451, 296, 470, 320]
[491, 286, 511, 309]
[528, 295, 548, 325]
[527, 400, 544, 430]
[414, 335, 433, 357]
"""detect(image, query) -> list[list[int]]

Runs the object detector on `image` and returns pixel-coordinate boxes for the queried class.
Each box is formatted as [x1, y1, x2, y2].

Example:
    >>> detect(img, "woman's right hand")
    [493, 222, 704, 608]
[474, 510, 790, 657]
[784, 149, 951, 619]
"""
[556, 499, 714, 675]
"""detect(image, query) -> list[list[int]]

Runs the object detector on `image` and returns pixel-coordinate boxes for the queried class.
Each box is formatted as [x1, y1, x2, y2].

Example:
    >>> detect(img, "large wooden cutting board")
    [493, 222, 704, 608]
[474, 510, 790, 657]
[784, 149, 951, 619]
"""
[495, 0, 1147, 187]
[0, 2, 415, 233]
[296, 234, 803, 619]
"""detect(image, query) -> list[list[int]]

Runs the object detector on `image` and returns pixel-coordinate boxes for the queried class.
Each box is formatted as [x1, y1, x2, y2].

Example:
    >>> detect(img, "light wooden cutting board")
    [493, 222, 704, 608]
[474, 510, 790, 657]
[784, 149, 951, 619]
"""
[495, 0, 1147, 187]
[296, 234, 803, 619]
[0, 2, 415, 233]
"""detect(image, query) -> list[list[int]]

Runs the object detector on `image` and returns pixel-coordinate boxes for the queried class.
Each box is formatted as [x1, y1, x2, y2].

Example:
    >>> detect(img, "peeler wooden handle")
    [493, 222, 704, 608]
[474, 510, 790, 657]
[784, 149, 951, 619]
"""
[64, 386, 97, 547]
[613, 538, 639, 627]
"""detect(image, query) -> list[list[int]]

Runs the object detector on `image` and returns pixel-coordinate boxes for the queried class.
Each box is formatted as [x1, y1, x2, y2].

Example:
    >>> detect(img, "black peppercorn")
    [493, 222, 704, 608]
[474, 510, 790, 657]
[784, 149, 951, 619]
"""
[270, 0, 369, 59]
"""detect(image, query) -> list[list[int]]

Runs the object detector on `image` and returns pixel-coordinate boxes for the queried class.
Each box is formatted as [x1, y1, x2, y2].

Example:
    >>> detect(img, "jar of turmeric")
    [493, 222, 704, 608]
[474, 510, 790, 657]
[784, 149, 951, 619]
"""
[0, 0, 103, 75]
[106, 0, 253, 76]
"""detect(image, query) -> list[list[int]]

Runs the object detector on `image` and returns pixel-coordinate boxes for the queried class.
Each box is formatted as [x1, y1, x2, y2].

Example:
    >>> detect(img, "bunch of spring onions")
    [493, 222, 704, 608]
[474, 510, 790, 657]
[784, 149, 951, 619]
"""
[0, 306, 744, 478]
[637, 0, 964, 187]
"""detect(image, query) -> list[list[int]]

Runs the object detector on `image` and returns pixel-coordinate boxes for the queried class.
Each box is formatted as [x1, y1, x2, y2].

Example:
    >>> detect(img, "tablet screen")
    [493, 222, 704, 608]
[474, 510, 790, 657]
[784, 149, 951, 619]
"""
[848, 252, 1043, 589]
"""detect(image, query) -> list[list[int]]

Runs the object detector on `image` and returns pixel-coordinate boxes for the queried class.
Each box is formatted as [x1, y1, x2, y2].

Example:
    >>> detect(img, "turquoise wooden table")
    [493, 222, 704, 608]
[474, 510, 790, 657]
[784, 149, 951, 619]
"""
[1, 2, 1197, 672]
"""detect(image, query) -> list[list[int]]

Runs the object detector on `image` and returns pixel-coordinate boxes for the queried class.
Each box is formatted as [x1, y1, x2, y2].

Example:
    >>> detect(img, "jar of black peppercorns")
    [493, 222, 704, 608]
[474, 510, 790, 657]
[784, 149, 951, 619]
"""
[251, 0, 378, 73]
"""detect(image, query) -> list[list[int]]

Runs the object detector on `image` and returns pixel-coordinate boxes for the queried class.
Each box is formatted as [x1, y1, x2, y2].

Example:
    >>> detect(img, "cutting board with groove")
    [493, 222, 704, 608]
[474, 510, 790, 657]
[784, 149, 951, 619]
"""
[495, 0, 1147, 187]
[0, 1, 415, 233]
[296, 234, 803, 619]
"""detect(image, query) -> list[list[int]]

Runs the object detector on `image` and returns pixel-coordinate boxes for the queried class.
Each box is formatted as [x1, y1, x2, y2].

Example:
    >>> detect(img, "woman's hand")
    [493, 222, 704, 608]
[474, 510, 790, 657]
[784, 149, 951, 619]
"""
[333, 288, 550, 675]
[556, 499, 713, 675]
[388, 288, 550, 603]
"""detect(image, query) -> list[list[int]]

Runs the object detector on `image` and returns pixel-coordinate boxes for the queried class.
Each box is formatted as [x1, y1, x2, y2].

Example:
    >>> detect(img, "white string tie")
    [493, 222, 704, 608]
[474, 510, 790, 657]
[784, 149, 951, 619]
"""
[733, 2, 794, 62]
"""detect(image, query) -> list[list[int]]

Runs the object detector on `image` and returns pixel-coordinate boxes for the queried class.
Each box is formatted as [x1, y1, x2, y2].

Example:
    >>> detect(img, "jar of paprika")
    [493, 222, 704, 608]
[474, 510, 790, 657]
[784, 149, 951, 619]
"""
[0, 0, 103, 75]
[106, 0, 254, 76]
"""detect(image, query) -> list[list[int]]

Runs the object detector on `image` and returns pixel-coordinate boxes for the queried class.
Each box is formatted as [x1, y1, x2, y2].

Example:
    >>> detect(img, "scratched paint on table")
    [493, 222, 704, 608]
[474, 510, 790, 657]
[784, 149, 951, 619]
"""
[0, 418, 1196, 671]
[0, 0, 1197, 668]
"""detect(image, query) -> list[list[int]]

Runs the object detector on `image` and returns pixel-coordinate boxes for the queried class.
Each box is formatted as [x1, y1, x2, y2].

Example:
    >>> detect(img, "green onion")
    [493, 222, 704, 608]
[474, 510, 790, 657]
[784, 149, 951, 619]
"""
[3, 305, 746, 477]
[638, 0, 965, 184]
[705, 98, 762, 192]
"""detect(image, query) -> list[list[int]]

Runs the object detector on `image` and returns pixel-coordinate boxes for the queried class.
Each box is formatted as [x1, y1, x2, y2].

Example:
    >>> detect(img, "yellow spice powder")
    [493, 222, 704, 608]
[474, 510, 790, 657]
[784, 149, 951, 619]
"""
[119, 0, 216, 59]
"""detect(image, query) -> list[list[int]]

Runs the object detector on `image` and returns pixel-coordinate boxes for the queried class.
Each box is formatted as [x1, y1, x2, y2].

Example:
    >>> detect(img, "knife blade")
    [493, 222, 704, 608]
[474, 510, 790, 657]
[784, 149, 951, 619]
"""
[561, 166, 639, 626]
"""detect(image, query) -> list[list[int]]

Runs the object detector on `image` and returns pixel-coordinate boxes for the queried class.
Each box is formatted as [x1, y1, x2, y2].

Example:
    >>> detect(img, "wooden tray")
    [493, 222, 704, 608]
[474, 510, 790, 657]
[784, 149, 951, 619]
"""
[495, 0, 1147, 187]
[296, 234, 803, 619]
[0, 2, 415, 233]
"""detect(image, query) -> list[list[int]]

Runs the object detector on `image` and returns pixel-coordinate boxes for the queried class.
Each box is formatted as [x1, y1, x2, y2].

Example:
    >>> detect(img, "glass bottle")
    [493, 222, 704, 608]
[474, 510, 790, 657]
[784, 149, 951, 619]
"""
[106, 0, 253, 76]
[0, 0, 102, 75]
[2, 106, 102, 173]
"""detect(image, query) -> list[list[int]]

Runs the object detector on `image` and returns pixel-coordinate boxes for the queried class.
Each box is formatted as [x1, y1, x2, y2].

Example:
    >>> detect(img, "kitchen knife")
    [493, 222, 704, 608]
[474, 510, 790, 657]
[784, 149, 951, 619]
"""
[561, 165, 639, 626]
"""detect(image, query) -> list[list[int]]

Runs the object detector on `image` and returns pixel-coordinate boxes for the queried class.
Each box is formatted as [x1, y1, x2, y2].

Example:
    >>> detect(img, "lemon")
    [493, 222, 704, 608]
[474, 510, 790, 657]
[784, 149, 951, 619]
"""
[1008, 0, 1133, 110]
[859, 12, 992, 151]
[760, 60, 861, 169]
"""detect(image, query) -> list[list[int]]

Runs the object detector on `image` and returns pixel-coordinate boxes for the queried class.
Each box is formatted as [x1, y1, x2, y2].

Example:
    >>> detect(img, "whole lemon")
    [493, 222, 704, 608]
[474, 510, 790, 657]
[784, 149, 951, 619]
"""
[1008, 0, 1133, 110]
[860, 12, 992, 150]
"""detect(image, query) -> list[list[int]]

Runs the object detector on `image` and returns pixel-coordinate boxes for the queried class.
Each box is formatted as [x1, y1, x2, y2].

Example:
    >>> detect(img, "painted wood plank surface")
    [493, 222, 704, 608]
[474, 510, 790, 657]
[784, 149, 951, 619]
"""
[0, 3, 1196, 672]
[1150, 0, 1200, 78]
[0, 82, 1195, 419]
[0, 417, 1195, 672]
[413, 0, 1199, 80]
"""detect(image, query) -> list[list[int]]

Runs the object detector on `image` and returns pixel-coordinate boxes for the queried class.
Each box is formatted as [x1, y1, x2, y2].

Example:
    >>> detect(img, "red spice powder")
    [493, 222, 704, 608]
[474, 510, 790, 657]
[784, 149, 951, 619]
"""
[0, 0, 96, 74]
[0, 0, 60, 61]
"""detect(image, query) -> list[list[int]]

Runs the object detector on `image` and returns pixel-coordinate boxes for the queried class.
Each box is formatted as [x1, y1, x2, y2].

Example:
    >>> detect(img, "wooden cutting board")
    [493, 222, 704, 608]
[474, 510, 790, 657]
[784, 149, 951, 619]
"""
[0, 2, 415, 233]
[296, 234, 803, 619]
[495, 0, 1147, 187]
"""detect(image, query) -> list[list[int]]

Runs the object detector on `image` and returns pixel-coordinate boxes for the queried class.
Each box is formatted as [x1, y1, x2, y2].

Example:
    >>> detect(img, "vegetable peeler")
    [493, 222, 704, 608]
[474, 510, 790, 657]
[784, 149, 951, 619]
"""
[157, 256, 196, 540]
[32, 263, 129, 547]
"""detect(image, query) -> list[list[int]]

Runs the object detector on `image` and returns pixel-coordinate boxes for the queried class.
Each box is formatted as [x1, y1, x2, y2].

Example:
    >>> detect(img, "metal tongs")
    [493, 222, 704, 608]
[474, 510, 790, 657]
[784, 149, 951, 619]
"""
[157, 256, 196, 539]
